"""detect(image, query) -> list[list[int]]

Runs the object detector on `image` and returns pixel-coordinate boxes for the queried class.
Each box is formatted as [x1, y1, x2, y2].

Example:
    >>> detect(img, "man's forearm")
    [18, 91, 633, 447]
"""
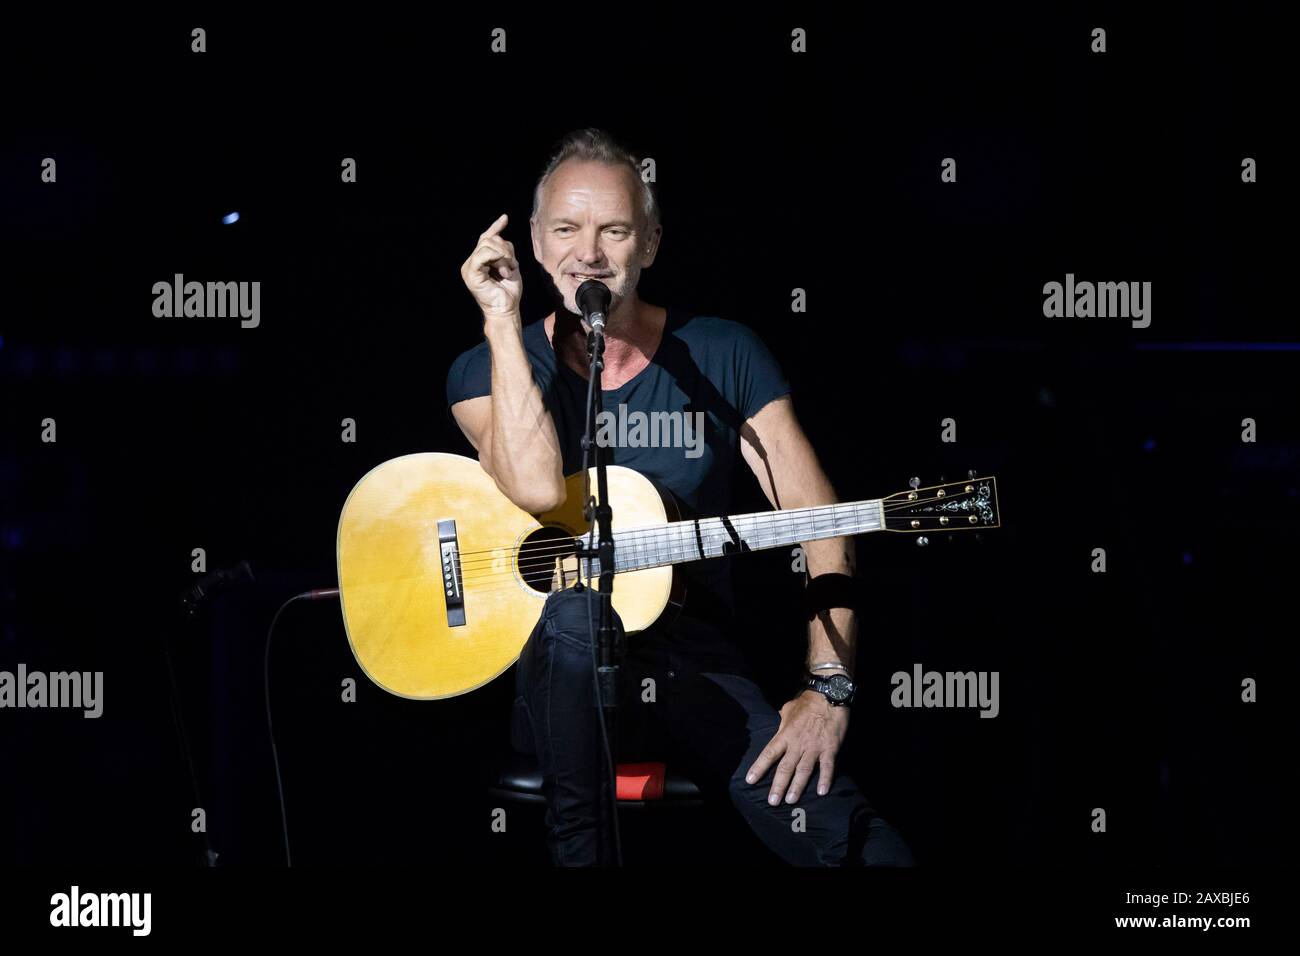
[803, 536, 857, 676]
[483, 313, 565, 511]
[735, 395, 861, 678]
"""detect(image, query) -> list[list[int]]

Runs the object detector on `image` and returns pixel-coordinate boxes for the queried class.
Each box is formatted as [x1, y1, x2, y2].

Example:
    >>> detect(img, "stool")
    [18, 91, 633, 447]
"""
[489, 751, 704, 808]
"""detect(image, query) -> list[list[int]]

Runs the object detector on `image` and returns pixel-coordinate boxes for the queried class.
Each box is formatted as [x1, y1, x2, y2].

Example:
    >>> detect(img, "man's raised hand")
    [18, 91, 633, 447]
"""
[460, 213, 523, 319]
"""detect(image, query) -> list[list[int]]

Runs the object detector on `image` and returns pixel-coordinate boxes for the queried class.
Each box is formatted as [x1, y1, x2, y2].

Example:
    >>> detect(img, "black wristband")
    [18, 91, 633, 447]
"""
[801, 572, 859, 621]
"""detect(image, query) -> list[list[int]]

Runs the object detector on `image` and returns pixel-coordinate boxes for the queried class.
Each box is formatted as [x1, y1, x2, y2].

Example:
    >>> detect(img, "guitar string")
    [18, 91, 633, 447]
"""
[464, 515, 887, 576]
[455, 512, 990, 578]
[450, 491, 989, 573]
[455, 513, 992, 587]
[451, 490, 979, 566]
[457, 512, 886, 575]
[449, 525, 891, 594]
[452, 519, 894, 587]
[448, 499, 993, 590]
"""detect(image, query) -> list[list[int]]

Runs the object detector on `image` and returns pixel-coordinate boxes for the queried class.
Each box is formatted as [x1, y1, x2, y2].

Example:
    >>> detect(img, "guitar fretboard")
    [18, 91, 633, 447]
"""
[582, 499, 886, 576]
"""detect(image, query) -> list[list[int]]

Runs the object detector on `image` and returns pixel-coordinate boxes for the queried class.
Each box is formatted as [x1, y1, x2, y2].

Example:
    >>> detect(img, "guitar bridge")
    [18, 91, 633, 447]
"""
[438, 519, 466, 627]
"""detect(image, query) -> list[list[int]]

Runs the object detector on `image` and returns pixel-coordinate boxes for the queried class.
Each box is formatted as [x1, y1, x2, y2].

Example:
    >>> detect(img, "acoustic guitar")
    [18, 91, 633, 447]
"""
[336, 453, 1000, 699]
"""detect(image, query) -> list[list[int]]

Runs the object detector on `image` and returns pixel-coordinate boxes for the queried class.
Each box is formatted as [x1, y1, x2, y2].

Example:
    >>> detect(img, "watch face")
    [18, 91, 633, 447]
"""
[825, 674, 853, 701]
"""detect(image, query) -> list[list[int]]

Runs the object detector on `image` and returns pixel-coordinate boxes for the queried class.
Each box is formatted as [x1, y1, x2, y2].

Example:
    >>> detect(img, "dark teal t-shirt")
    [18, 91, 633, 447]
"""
[446, 307, 791, 650]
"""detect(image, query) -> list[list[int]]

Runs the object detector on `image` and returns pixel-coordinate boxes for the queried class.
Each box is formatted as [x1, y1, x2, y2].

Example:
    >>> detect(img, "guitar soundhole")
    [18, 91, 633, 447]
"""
[518, 526, 579, 593]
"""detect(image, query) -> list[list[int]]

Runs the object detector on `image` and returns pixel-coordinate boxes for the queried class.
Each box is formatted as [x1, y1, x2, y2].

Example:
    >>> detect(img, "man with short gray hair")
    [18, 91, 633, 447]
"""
[448, 128, 913, 866]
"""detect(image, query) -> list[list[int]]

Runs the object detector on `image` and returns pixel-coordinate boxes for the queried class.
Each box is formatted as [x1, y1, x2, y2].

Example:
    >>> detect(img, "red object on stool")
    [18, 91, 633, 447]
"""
[616, 762, 666, 801]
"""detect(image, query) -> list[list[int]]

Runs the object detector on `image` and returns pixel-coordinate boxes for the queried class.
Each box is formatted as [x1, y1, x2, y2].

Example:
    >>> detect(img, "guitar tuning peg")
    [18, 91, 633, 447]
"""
[916, 535, 929, 547]
[967, 469, 977, 479]
[909, 477, 920, 489]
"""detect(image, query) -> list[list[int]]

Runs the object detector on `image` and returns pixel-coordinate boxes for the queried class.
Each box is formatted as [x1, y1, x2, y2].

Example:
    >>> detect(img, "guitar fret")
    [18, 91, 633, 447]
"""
[603, 498, 887, 576]
[737, 513, 753, 551]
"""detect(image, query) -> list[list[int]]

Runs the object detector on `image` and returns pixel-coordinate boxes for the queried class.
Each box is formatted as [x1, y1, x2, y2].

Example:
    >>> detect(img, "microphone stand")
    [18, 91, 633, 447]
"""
[574, 300, 623, 867]
[171, 559, 254, 866]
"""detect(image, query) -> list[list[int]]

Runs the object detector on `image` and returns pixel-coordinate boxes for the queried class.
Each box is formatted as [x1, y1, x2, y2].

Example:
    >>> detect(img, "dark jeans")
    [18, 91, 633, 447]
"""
[512, 588, 915, 867]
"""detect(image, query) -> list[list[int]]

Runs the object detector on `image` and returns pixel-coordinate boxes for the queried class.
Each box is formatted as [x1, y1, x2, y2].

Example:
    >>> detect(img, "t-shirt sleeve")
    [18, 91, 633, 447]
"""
[731, 321, 792, 421]
[445, 341, 492, 430]
[446, 342, 491, 406]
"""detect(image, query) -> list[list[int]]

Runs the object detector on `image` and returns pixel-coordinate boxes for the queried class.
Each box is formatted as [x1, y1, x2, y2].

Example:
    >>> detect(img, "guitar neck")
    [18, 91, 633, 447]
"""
[593, 499, 886, 574]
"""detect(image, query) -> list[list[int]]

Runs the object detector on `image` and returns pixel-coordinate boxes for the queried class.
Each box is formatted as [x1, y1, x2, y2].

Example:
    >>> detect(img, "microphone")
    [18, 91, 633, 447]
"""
[576, 279, 612, 332]
[179, 560, 255, 617]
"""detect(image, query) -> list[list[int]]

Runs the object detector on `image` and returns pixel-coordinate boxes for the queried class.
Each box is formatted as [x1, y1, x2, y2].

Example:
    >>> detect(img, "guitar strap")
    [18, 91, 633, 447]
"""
[802, 572, 859, 621]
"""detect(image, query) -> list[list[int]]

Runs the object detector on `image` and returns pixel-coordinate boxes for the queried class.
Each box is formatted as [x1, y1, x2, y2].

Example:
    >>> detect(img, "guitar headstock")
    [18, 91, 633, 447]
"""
[881, 472, 1000, 540]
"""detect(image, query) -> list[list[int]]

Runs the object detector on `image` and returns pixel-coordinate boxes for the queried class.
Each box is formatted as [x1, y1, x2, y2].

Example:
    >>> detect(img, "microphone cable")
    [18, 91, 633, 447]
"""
[264, 587, 338, 866]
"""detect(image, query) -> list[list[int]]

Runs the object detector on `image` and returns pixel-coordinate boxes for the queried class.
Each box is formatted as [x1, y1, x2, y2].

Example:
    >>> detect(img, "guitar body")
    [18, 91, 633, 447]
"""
[336, 453, 682, 699]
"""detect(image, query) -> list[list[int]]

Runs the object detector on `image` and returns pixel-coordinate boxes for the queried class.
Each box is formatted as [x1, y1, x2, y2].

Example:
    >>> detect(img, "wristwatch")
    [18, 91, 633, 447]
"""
[805, 671, 856, 706]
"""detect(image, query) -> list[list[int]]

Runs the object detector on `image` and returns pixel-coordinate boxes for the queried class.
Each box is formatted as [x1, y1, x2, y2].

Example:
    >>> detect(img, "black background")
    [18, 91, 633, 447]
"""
[1, 7, 1288, 872]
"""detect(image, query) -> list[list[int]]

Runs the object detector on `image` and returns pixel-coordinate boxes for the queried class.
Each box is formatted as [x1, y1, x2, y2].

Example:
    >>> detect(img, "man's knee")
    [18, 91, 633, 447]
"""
[535, 588, 622, 654]
[724, 768, 914, 867]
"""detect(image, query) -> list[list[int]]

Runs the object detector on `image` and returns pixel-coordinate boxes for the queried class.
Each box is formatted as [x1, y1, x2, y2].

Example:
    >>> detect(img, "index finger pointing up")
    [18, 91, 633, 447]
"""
[480, 213, 508, 240]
